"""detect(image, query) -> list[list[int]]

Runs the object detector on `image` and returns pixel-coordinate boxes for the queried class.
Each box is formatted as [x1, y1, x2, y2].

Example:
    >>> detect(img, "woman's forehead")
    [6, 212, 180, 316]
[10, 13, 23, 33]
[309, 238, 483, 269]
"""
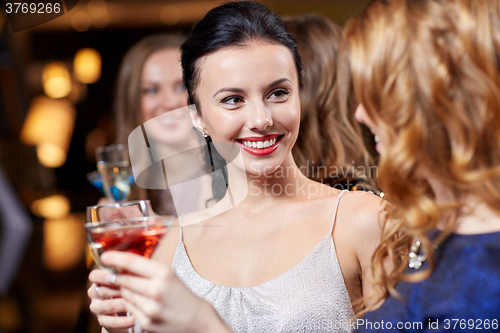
[196, 41, 298, 90]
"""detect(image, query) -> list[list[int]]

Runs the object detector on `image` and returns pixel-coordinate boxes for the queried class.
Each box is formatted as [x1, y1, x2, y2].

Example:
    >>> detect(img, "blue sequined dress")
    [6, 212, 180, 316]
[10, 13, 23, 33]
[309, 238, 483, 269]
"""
[355, 231, 500, 332]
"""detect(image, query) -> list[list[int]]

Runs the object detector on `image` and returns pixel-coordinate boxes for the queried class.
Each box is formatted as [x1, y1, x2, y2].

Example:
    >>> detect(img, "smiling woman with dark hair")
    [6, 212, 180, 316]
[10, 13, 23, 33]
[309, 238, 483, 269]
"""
[87, 2, 384, 332]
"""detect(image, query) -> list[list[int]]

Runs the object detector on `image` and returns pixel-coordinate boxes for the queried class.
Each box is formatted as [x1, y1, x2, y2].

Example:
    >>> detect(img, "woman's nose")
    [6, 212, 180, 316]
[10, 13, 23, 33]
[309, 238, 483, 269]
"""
[246, 102, 273, 131]
[354, 103, 368, 125]
[159, 90, 178, 111]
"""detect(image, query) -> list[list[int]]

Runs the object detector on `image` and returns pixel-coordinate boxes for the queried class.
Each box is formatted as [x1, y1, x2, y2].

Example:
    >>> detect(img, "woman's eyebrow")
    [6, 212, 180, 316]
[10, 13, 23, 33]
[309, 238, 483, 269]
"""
[213, 87, 244, 97]
[213, 78, 292, 97]
[268, 78, 291, 87]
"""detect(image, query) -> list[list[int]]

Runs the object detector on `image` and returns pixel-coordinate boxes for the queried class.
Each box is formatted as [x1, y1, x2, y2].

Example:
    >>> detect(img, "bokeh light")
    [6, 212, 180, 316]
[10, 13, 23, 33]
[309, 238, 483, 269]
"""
[42, 62, 72, 99]
[74, 48, 101, 84]
[31, 194, 71, 219]
[43, 214, 86, 271]
[71, 11, 92, 32]
[20, 97, 76, 168]
[160, 5, 181, 25]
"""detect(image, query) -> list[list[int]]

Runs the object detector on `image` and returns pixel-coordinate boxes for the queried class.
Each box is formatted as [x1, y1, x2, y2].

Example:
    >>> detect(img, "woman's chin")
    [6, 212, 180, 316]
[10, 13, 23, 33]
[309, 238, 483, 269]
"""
[244, 161, 283, 178]
[375, 141, 385, 155]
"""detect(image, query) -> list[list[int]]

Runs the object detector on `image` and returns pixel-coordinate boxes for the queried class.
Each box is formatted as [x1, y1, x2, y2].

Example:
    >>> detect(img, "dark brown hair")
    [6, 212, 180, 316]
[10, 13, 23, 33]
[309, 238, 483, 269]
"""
[285, 14, 373, 186]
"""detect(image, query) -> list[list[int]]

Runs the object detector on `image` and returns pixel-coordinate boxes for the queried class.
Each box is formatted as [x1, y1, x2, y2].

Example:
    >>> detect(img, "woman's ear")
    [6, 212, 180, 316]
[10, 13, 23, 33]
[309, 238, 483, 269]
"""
[189, 104, 208, 135]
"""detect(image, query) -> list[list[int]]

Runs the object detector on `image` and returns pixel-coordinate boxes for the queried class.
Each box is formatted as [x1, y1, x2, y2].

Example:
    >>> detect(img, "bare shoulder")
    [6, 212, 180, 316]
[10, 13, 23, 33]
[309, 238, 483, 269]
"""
[339, 191, 385, 232]
[152, 216, 180, 267]
[335, 191, 386, 260]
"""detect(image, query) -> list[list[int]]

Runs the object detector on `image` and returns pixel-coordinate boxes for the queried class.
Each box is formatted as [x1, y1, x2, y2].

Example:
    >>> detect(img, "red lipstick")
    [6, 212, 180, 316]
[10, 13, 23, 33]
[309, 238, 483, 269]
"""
[236, 134, 282, 156]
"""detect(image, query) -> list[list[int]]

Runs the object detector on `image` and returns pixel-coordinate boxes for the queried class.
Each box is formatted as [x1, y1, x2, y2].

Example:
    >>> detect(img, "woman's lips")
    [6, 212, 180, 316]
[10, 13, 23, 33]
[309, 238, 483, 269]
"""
[157, 116, 187, 130]
[236, 135, 283, 156]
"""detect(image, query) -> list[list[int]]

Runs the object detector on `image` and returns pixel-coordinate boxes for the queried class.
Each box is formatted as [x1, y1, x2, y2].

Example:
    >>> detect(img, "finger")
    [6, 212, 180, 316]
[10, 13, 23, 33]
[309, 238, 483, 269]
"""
[115, 273, 175, 301]
[90, 298, 128, 316]
[89, 269, 119, 286]
[123, 297, 162, 332]
[97, 314, 135, 329]
[88, 283, 99, 299]
[88, 283, 122, 300]
[122, 205, 147, 219]
[121, 287, 163, 320]
[101, 251, 167, 278]
[96, 285, 122, 299]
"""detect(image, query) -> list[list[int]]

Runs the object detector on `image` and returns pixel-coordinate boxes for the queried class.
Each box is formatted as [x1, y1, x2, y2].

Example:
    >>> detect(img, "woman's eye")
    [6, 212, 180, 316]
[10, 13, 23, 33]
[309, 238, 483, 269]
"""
[175, 83, 186, 93]
[142, 87, 158, 95]
[221, 96, 244, 106]
[269, 89, 290, 100]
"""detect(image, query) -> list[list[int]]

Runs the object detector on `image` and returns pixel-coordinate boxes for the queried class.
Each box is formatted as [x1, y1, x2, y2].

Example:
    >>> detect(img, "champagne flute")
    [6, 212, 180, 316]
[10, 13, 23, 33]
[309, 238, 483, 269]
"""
[86, 170, 134, 198]
[95, 144, 133, 202]
[85, 200, 173, 332]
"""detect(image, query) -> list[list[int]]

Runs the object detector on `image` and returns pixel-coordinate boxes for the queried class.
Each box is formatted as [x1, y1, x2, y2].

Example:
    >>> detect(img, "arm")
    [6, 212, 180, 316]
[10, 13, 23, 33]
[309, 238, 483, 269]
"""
[353, 194, 386, 310]
[335, 191, 386, 313]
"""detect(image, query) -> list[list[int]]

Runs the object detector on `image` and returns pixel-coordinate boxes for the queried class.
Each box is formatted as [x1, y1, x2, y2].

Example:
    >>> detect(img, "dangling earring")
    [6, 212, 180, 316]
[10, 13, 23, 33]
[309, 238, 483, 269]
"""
[204, 133, 215, 172]
[203, 132, 234, 207]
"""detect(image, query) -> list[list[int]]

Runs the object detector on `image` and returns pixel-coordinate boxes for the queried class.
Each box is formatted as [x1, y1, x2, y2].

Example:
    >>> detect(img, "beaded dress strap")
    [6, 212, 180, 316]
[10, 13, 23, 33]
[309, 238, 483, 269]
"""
[178, 214, 185, 242]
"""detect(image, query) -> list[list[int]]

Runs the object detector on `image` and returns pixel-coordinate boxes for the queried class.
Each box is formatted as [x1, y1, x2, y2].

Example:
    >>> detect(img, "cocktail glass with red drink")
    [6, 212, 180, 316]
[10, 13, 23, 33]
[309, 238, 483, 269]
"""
[85, 200, 172, 270]
[85, 200, 172, 332]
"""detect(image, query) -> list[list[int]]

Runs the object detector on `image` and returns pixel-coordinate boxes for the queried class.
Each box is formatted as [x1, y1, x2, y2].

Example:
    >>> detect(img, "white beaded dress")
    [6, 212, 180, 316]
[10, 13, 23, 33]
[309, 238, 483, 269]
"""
[171, 190, 355, 332]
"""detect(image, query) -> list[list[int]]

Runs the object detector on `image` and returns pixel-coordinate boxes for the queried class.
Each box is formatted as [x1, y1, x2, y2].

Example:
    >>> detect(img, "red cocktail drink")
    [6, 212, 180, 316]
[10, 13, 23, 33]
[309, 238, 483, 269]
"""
[85, 216, 172, 272]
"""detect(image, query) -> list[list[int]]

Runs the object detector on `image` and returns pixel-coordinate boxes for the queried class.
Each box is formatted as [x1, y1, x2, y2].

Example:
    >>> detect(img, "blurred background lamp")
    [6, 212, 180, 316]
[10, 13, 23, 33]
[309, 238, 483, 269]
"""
[74, 48, 101, 84]
[42, 62, 72, 99]
[20, 97, 76, 168]
[36, 142, 67, 168]
[31, 194, 70, 219]
[71, 11, 92, 32]
[43, 214, 86, 271]
[20, 97, 75, 146]
[160, 5, 181, 25]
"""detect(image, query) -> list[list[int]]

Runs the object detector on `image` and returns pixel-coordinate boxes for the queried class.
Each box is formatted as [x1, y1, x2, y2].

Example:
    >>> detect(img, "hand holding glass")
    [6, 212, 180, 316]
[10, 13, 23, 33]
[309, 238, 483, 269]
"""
[85, 200, 172, 333]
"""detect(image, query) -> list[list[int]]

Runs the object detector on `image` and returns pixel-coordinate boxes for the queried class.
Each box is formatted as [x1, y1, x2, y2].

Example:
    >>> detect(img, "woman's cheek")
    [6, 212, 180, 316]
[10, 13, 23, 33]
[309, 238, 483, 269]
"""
[207, 112, 241, 140]
[141, 97, 156, 121]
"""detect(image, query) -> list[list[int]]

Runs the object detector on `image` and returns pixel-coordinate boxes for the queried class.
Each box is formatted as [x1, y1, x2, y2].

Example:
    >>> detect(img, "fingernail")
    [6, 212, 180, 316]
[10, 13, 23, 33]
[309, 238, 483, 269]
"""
[105, 274, 117, 284]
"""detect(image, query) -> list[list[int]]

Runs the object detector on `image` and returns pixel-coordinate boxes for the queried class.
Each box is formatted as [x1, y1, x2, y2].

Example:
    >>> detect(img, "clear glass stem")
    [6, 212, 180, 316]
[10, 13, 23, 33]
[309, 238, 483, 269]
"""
[134, 320, 142, 333]
[125, 311, 140, 333]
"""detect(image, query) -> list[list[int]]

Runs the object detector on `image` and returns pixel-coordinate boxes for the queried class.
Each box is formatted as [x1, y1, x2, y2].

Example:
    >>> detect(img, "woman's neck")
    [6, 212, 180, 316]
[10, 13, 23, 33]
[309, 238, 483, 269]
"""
[221, 153, 318, 207]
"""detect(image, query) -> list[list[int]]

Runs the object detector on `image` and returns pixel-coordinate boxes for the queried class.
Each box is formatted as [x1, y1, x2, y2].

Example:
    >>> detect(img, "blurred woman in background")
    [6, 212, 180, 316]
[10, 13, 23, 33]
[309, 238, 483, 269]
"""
[344, 0, 500, 329]
[113, 33, 189, 215]
[285, 14, 377, 193]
